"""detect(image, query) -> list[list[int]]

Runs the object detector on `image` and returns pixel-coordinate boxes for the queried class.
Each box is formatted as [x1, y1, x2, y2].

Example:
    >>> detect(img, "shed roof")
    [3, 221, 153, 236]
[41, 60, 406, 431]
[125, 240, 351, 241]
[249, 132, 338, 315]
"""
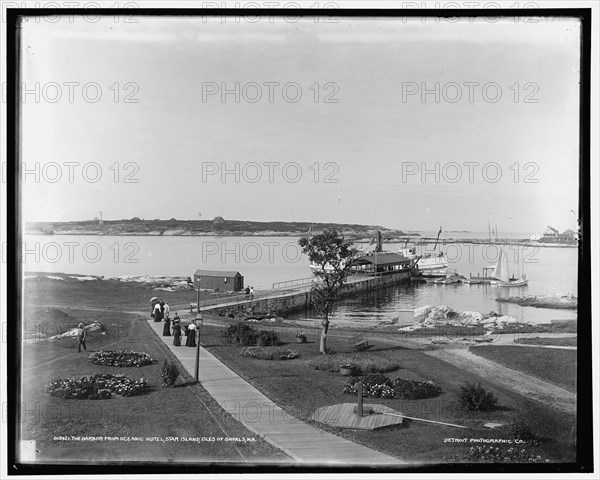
[194, 269, 241, 277]
[354, 253, 411, 266]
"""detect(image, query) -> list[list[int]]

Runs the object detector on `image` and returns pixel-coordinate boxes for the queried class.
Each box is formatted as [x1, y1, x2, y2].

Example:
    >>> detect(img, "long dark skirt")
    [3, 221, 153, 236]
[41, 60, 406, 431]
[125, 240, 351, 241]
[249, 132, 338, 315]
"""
[173, 326, 181, 346]
[154, 309, 163, 322]
[162, 319, 171, 336]
[186, 330, 196, 347]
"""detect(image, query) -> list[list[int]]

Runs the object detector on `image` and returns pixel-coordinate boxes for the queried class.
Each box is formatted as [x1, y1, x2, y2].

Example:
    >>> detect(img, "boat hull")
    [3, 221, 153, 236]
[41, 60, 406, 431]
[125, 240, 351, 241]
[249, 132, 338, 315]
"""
[491, 280, 529, 287]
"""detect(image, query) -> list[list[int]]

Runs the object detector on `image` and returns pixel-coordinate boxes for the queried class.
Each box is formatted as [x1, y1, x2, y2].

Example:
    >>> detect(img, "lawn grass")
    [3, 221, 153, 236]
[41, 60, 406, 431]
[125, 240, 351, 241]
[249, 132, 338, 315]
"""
[469, 345, 577, 393]
[21, 307, 290, 463]
[515, 337, 578, 347]
[24, 274, 227, 315]
[201, 322, 577, 464]
[21, 277, 578, 465]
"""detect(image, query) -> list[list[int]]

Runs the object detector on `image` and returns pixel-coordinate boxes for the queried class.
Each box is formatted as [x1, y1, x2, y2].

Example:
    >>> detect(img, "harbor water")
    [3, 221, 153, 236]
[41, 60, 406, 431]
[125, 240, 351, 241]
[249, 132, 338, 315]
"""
[23, 233, 578, 325]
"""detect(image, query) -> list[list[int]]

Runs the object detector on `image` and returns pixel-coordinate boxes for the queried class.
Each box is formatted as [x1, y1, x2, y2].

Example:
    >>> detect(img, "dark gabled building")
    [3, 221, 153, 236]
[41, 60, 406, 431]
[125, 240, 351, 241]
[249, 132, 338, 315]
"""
[351, 252, 413, 275]
[193, 269, 244, 292]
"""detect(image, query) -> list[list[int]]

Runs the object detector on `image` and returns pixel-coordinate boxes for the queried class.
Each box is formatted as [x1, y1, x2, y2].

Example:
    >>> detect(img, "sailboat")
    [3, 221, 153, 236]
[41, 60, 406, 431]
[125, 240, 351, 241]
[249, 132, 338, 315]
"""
[489, 248, 528, 287]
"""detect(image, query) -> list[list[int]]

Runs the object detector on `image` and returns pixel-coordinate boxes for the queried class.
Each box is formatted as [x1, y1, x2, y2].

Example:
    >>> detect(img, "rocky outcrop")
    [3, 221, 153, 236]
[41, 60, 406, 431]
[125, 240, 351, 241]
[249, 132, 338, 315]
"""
[111, 275, 194, 290]
[495, 294, 577, 310]
[399, 305, 532, 332]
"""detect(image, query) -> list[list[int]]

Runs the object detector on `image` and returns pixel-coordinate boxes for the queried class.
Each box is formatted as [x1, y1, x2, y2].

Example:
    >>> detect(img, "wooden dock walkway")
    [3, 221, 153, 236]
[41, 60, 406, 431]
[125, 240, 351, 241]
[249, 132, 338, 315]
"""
[184, 272, 404, 315]
[147, 320, 404, 465]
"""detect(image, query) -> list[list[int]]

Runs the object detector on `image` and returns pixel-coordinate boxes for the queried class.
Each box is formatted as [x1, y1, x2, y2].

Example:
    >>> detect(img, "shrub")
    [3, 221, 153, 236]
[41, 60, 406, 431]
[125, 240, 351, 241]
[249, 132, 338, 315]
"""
[306, 354, 399, 374]
[356, 356, 399, 374]
[306, 355, 342, 372]
[222, 324, 281, 346]
[256, 329, 280, 347]
[222, 323, 258, 346]
[459, 382, 498, 411]
[160, 360, 179, 387]
[88, 350, 154, 368]
[510, 420, 543, 445]
[343, 374, 395, 399]
[392, 378, 442, 400]
[240, 346, 298, 360]
[45, 373, 148, 400]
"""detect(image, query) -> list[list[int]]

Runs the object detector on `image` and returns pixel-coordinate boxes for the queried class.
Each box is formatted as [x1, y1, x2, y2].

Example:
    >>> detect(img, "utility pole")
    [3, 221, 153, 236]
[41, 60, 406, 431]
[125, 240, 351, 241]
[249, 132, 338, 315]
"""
[194, 313, 202, 383]
[196, 279, 200, 313]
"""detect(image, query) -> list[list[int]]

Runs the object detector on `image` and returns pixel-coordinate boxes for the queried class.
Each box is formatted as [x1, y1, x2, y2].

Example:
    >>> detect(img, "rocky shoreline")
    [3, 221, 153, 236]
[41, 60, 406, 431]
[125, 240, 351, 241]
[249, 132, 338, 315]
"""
[495, 294, 577, 310]
[25, 219, 416, 242]
[398, 305, 536, 333]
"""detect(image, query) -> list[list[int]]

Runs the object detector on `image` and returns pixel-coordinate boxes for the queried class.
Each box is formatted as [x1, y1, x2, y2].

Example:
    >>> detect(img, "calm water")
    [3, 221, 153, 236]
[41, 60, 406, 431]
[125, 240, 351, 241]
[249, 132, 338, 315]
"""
[24, 234, 578, 325]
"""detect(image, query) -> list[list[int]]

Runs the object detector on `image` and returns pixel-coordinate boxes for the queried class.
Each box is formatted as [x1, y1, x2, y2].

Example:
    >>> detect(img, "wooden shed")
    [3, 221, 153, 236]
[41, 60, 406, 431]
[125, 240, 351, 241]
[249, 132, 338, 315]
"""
[193, 269, 244, 292]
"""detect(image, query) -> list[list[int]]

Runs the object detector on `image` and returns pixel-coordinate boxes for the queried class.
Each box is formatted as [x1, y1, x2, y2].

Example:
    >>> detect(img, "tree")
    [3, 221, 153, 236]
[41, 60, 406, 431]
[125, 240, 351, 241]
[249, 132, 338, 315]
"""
[298, 230, 357, 354]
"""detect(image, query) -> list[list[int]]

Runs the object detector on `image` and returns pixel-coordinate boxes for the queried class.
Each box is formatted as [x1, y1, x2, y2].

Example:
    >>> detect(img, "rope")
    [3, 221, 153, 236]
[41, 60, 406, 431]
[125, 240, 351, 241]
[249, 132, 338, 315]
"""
[377, 411, 473, 429]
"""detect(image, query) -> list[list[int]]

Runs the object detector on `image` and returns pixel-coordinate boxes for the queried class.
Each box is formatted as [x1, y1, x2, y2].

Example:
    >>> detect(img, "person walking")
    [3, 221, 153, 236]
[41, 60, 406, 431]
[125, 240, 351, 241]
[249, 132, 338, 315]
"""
[250, 286, 254, 300]
[77, 323, 87, 353]
[245, 286, 250, 299]
[150, 297, 158, 319]
[162, 316, 171, 336]
[172, 319, 181, 346]
[153, 302, 162, 322]
[185, 320, 197, 348]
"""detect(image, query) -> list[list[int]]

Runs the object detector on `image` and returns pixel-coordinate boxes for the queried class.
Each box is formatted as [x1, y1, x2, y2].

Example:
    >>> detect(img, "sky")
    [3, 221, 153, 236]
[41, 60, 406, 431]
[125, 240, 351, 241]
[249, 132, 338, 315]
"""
[19, 15, 582, 234]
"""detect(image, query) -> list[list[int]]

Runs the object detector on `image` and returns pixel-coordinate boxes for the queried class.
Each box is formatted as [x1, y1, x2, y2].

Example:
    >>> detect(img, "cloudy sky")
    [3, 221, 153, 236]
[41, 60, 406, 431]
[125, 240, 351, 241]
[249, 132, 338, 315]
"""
[20, 15, 581, 233]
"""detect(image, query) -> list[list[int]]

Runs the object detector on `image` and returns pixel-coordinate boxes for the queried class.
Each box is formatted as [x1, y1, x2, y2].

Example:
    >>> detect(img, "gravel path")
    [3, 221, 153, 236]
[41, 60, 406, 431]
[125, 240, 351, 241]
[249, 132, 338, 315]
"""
[425, 347, 576, 414]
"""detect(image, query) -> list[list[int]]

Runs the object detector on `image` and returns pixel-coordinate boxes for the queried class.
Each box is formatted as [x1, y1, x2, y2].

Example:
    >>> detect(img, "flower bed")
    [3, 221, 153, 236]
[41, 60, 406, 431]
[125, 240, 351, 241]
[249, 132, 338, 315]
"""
[342, 374, 395, 399]
[447, 446, 549, 463]
[240, 346, 298, 361]
[88, 350, 154, 368]
[306, 354, 399, 374]
[392, 377, 442, 400]
[343, 375, 442, 400]
[45, 373, 149, 399]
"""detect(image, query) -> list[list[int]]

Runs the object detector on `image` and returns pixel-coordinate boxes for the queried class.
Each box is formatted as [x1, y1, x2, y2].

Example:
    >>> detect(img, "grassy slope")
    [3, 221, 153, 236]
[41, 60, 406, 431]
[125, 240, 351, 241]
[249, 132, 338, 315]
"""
[469, 345, 577, 393]
[24, 275, 223, 314]
[201, 322, 576, 464]
[21, 308, 289, 463]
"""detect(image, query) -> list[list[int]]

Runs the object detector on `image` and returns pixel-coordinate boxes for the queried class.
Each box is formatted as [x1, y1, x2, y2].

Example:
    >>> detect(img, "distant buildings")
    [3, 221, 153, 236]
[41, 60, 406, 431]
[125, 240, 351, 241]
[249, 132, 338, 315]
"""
[531, 226, 578, 245]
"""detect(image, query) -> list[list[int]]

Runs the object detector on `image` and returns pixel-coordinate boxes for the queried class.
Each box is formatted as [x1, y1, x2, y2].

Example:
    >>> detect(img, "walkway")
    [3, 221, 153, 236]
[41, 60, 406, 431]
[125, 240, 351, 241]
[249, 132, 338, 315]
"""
[187, 272, 396, 314]
[146, 320, 404, 465]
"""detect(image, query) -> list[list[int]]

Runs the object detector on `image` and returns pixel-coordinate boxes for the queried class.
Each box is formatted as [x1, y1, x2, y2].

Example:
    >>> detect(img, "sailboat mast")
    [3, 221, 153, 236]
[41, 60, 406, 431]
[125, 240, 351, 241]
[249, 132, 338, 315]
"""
[433, 225, 442, 251]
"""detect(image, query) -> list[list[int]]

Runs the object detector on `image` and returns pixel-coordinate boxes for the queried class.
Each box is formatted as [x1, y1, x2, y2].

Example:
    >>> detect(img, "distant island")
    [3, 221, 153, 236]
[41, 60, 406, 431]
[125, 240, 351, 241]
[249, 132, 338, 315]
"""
[25, 218, 420, 241]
